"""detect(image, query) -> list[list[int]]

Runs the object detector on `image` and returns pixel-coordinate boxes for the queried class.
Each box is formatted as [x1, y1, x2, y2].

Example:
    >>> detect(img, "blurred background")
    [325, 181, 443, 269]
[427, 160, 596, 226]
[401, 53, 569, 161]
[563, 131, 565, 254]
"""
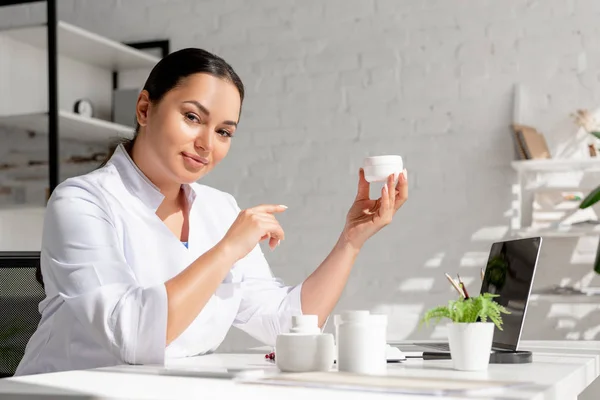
[1, 0, 600, 353]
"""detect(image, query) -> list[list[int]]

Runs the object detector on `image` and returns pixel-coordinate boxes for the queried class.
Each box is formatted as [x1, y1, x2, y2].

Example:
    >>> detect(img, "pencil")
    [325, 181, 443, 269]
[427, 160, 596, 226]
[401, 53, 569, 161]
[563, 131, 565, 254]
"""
[445, 273, 465, 298]
[457, 273, 470, 299]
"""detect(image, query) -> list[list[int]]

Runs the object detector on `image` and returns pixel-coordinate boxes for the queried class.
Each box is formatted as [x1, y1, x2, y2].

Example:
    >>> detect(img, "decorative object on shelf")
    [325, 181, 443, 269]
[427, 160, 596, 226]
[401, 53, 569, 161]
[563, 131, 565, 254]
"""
[0, 163, 17, 171]
[579, 186, 600, 274]
[421, 290, 510, 371]
[531, 190, 599, 230]
[511, 124, 551, 160]
[571, 109, 600, 157]
[73, 99, 94, 118]
[112, 88, 140, 128]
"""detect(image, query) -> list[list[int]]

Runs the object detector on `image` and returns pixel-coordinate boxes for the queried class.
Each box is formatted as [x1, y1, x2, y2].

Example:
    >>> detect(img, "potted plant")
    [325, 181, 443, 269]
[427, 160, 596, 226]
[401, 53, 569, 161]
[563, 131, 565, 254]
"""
[580, 187, 600, 274]
[421, 293, 510, 371]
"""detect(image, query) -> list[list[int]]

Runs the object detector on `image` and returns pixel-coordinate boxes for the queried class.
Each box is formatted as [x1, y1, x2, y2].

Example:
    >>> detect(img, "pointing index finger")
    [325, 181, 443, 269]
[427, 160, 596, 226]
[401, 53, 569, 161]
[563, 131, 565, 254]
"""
[251, 204, 288, 214]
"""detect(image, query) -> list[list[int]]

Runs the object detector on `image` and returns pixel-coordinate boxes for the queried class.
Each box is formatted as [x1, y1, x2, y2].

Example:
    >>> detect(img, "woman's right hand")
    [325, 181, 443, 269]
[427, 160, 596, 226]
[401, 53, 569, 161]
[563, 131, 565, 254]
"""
[219, 204, 287, 261]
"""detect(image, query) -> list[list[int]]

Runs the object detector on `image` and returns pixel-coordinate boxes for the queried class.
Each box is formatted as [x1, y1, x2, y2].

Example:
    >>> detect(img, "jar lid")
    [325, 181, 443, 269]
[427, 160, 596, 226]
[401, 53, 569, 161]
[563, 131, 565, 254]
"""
[291, 315, 320, 333]
[340, 310, 370, 323]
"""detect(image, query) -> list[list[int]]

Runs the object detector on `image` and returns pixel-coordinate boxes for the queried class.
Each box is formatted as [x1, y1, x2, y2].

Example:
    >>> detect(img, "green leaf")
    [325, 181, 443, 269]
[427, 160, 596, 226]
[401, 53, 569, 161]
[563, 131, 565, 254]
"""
[594, 246, 600, 275]
[591, 131, 600, 140]
[580, 186, 600, 209]
[420, 293, 510, 330]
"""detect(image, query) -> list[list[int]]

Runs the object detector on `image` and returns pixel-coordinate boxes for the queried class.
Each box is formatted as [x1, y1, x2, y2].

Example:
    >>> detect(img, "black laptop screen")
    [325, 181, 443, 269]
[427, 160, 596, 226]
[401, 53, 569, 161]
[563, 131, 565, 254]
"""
[480, 237, 541, 351]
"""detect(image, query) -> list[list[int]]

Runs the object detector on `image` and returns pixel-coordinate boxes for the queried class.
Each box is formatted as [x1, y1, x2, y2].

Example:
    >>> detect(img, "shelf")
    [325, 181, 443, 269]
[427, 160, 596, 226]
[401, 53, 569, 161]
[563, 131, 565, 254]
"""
[512, 159, 600, 173]
[512, 225, 600, 238]
[0, 21, 160, 69]
[2, 161, 100, 181]
[0, 111, 134, 142]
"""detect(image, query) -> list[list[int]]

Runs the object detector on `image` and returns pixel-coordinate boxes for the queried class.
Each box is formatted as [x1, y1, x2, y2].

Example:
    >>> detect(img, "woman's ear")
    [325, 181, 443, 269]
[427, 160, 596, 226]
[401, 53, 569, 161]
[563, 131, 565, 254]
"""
[136, 90, 151, 127]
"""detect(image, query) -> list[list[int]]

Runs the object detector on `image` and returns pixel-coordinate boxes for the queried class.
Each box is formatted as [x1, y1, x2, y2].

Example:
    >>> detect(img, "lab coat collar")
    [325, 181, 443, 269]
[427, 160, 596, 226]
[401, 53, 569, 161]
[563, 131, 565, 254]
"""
[110, 144, 198, 211]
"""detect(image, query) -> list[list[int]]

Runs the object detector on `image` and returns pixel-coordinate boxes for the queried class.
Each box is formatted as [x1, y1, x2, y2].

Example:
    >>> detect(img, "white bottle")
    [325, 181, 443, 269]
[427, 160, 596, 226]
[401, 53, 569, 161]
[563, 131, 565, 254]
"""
[337, 310, 388, 375]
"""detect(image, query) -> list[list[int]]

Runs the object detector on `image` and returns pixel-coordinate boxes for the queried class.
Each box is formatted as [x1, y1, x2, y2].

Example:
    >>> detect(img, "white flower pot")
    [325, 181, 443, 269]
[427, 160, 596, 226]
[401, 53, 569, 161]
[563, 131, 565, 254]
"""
[447, 322, 494, 371]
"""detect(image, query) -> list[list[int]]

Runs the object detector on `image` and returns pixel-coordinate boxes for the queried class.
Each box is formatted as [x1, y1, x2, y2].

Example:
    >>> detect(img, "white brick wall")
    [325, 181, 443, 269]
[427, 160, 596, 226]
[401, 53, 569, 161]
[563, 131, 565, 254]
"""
[1, 0, 600, 354]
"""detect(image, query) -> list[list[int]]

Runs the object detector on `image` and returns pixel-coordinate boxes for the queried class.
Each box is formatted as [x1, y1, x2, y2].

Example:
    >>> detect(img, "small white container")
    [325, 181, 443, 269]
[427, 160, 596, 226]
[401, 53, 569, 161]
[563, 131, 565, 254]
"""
[363, 155, 403, 183]
[447, 322, 494, 371]
[337, 310, 388, 375]
[290, 315, 320, 334]
[275, 315, 335, 373]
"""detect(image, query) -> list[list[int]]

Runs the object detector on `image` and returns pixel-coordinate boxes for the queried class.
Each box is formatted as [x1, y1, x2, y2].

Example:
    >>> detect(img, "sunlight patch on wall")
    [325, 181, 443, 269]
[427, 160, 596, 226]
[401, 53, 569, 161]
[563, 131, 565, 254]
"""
[398, 278, 434, 292]
[470, 226, 509, 241]
[557, 319, 577, 329]
[371, 303, 424, 341]
[459, 252, 489, 268]
[566, 332, 581, 340]
[424, 252, 445, 268]
[570, 236, 600, 264]
[548, 303, 600, 320]
[583, 324, 600, 340]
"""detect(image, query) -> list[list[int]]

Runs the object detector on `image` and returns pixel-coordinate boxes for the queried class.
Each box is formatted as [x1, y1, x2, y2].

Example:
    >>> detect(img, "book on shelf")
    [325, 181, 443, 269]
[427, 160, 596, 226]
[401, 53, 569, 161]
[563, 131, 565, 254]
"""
[511, 124, 552, 160]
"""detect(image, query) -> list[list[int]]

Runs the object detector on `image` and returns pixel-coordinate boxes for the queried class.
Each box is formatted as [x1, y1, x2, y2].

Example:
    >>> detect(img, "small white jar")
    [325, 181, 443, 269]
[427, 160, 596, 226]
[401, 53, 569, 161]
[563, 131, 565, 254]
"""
[337, 310, 388, 375]
[275, 315, 334, 373]
[363, 155, 403, 183]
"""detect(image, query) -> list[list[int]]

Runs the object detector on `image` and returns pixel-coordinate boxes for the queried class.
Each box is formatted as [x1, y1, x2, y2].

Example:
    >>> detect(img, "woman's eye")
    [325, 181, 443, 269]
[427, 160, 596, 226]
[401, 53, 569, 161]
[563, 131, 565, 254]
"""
[185, 113, 200, 123]
[218, 130, 232, 138]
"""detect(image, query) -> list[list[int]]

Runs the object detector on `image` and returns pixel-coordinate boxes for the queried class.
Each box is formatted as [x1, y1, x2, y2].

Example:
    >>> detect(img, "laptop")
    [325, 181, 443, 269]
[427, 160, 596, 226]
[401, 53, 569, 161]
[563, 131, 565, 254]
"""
[404, 237, 543, 353]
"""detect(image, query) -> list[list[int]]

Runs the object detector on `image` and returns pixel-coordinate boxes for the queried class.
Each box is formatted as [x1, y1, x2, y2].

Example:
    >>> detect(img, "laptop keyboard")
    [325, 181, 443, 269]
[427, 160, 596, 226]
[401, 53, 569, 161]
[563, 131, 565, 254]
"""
[415, 343, 450, 351]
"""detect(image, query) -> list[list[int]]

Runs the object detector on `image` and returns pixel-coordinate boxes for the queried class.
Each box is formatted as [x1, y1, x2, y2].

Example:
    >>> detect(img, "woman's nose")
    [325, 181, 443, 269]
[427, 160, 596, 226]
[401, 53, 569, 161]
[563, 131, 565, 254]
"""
[194, 127, 214, 152]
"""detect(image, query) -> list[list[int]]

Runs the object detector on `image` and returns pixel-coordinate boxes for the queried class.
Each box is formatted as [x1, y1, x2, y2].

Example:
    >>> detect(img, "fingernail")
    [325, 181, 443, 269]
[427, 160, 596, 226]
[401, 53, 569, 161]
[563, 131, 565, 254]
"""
[279, 205, 288, 209]
[277, 239, 281, 247]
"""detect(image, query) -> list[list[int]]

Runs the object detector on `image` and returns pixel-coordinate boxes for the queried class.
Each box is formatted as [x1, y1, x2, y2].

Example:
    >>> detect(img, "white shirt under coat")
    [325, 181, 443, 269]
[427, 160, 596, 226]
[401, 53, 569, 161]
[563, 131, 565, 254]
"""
[15, 144, 303, 376]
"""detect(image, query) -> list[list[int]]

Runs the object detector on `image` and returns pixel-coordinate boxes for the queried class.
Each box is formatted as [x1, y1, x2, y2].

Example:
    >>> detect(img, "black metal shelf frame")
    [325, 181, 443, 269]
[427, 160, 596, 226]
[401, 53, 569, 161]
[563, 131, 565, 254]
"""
[0, 0, 168, 196]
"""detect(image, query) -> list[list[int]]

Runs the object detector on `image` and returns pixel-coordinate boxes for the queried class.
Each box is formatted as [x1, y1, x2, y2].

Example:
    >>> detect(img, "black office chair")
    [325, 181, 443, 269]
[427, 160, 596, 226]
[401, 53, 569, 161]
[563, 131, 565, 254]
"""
[0, 251, 44, 378]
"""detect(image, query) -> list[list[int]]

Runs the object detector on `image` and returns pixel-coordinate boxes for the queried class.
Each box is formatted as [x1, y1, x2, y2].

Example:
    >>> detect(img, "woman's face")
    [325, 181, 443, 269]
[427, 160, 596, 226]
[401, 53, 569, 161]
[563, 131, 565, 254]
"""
[136, 73, 241, 185]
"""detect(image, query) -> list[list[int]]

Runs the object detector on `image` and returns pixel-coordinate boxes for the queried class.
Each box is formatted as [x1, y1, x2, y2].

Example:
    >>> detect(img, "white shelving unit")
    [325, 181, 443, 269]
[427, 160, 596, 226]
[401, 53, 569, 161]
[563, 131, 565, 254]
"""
[0, 20, 159, 143]
[513, 225, 600, 238]
[511, 158, 600, 239]
[0, 110, 133, 141]
[2, 21, 159, 69]
[512, 159, 600, 173]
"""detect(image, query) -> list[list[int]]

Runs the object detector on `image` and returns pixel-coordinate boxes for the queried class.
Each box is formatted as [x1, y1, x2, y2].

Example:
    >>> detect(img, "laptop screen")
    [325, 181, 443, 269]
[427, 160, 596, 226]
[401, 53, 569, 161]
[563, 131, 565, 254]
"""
[480, 237, 542, 351]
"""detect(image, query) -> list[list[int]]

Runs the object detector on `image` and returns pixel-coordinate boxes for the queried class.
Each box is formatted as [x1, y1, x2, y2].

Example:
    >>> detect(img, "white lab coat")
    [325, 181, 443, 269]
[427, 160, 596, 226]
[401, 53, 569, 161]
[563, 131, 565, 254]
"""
[15, 145, 303, 376]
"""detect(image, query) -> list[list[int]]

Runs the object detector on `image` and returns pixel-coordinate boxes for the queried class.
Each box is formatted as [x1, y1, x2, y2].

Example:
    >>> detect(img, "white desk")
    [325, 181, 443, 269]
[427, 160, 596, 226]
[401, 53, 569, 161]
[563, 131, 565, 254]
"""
[1, 341, 599, 400]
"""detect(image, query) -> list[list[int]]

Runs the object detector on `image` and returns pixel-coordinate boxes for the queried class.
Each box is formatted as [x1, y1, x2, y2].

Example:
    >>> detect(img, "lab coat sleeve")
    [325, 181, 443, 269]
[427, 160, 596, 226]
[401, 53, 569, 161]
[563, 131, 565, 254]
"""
[42, 182, 167, 365]
[232, 244, 303, 346]
[223, 193, 303, 346]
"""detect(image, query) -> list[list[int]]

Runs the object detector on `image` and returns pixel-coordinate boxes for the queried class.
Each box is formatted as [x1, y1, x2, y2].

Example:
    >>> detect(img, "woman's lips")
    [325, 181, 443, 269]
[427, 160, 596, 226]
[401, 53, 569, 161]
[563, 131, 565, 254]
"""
[182, 152, 208, 168]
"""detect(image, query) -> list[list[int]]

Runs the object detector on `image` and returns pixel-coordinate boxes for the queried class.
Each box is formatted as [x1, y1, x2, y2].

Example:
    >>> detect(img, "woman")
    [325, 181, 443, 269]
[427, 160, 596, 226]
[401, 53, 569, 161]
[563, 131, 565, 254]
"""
[15, 48, 408, 376]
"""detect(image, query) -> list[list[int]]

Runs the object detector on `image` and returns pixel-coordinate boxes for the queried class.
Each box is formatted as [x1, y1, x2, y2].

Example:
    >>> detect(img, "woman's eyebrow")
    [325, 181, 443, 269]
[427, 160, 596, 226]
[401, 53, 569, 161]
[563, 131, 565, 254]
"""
[183, 100, 210, 115]
[183, 100, 237, 127]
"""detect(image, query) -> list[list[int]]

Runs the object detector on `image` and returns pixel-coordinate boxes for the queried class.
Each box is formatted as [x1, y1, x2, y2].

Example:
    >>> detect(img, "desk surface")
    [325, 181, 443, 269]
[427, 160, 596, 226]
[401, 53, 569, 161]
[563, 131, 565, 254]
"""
[1, 341, 599, 400]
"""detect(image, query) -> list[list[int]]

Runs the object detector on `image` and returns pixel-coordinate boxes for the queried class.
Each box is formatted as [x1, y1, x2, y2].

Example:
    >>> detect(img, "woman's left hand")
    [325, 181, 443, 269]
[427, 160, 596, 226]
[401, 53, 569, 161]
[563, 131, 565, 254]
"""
[341, 168, 408, 251]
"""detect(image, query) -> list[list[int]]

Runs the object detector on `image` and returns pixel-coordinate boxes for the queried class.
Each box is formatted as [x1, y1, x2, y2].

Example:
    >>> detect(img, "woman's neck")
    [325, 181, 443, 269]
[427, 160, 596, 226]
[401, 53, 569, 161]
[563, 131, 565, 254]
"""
[129, 138, 182, 207]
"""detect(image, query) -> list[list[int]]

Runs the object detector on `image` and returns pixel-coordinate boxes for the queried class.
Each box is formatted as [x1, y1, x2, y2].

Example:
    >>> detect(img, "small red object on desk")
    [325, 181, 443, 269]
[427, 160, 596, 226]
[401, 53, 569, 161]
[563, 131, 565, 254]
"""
[265, 352, 275, 361]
